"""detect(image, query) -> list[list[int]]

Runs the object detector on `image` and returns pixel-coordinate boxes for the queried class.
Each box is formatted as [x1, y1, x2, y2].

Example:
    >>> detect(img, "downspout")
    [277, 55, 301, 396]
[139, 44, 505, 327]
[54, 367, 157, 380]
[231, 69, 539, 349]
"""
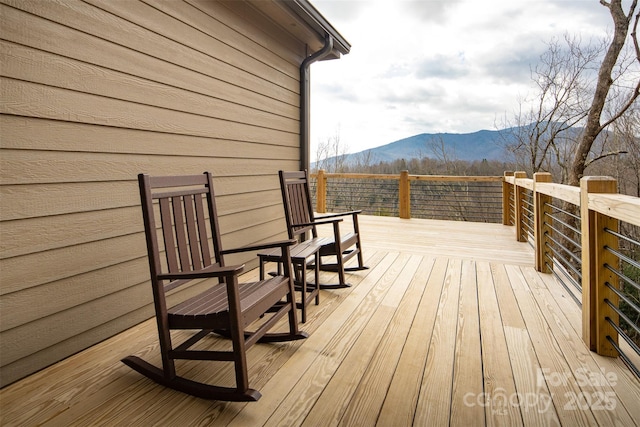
[300, 34, 334, 171]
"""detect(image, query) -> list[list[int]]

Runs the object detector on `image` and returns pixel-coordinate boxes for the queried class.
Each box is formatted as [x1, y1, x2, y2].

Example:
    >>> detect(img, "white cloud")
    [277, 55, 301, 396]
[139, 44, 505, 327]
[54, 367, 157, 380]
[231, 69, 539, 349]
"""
[309, 0, 618, 156]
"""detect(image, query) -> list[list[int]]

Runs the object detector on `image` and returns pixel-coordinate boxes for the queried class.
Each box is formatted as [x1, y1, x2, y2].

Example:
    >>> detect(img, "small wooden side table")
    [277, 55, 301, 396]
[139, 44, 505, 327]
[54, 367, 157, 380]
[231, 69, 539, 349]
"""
[258, 242, 320, 323]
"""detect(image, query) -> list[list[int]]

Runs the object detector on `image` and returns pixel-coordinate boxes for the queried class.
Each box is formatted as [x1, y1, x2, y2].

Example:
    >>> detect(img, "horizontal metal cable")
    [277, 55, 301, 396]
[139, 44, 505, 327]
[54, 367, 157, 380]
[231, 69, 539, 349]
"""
[546, 202, 581, 222]
[546, 252, 582, 288]
[544, 222, 581, 249]
[604, 227, 640, 247]
[604, 246, 640, 271]
[545, 259, 582, 305]
[545, 233, 582, 266]
[605, 334, 640, 379]
[605, 316, 640, 365]
[605, 281, 640, 321]
[544, 211, 582, 237]
[605, 264, 640, 293]
[545, 244, 582, 279]
[604, 299, 640, 337]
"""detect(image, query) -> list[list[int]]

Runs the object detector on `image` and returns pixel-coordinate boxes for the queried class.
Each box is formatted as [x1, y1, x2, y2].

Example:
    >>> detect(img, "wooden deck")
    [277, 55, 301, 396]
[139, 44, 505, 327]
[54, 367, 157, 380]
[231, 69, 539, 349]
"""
[1, 216, 639, 426]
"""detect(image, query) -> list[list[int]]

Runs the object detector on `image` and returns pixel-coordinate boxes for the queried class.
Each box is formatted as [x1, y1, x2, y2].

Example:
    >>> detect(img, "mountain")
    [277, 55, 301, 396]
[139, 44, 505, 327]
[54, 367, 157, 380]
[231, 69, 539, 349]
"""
[337, 129, 509, 166]
[360, 129, 508, 163]
[313, 124, 628, 170]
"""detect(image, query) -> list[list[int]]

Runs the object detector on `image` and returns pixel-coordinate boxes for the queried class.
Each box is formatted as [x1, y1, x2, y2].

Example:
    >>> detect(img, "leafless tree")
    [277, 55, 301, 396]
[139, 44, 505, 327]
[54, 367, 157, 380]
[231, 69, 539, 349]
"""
[499, 1, 638, 185]
[427, 136, 462, 175]
[568, 0, 639, 185]
[500, 34, 605, 181]
[313, 127, 350, 173]
[586, 94, 640, 196]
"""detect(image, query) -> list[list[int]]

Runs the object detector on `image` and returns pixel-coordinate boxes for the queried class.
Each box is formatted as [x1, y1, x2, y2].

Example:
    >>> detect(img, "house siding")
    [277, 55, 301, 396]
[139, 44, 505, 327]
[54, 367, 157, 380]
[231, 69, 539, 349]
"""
[0, 0, 312, 386]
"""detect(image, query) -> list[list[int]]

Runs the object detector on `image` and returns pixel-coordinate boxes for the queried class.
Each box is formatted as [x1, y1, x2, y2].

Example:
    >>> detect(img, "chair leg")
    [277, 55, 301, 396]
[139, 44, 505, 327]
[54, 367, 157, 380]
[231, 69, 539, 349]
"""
[228, 316, 251, 396]
[336, 251, 347, 287]
[317, 253, 351, 289]
[357, 245, 365, 268]
[299, 263, 307, 323]
[343, 248, 369, 272]
[314, 252, 320, 305]
[286, 277, 303, 335]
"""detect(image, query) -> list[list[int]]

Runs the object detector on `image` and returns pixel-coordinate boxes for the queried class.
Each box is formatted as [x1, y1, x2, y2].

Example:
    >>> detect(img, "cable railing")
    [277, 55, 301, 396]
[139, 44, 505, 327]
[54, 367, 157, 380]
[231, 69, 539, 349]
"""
[310, 171, 503, 223]
[311, 169, 640, 378]
[505, 172, 640, 378]
[603, 225, 640, 378]
[521, 189, 535, 247]
[543, 200, 583, 305]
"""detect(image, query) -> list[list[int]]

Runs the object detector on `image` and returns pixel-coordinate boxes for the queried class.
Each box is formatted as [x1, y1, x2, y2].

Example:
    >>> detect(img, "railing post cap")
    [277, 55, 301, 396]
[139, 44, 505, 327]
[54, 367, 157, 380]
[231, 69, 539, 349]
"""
[580, 176, 616, 183]
[580, 176, 617, 191]
[534, 172, 552, 182]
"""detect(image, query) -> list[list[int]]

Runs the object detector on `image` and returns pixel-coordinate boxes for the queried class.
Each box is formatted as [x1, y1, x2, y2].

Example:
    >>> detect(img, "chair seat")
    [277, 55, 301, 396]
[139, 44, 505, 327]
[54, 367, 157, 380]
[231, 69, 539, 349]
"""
[320, 232, 358, 252]
[168, 276, 290, 330]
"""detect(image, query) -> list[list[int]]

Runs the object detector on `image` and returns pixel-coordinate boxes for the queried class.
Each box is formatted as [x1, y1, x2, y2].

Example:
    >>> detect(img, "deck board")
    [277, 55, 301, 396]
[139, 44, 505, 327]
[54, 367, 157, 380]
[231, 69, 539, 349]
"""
[476, 262, 523, 426]
[1, 216, 638, 426]
[450, 260, 484, 426]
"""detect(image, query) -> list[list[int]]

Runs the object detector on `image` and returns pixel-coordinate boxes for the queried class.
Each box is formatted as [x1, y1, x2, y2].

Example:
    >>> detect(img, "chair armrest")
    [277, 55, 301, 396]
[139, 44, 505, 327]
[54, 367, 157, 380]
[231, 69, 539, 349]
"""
[292, 218, 343, 228]
[221, 239, 296, 255]
[315, 210, 362, 220]
[158, 264, 244, 280]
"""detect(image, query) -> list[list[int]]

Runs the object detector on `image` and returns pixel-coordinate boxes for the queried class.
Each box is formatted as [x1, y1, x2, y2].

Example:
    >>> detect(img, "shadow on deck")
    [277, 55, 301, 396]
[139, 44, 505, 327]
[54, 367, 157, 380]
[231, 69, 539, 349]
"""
[1, 216, 639, 426]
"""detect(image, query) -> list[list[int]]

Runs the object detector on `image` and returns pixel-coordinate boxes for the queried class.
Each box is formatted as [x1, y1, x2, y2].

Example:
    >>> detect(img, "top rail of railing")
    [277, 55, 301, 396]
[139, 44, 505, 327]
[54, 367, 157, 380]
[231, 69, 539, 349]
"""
[311, 172, 503, 182]
[310, 171, 504, 221]
[504, 173, 640, 227]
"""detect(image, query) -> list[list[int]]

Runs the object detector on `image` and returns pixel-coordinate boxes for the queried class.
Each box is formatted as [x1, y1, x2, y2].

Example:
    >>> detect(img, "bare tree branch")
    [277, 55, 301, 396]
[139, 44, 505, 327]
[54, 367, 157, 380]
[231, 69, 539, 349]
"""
[585, 149, 629, 167]
[598, 80, 640, 132]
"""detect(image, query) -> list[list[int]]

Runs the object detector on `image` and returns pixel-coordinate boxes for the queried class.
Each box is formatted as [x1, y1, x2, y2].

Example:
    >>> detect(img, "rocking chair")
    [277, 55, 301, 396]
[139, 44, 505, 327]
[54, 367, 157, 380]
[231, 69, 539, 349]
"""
[279, 170, 368, 288]
[122, 172, 307, 401]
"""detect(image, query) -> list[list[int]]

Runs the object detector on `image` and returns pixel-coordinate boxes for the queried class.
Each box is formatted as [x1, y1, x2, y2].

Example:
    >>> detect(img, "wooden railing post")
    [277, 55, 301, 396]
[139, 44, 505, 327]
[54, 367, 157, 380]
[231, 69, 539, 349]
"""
[316, 169, 326, 213]
[514, 171, 528, 242]
[534, 173, 553, 273]
[399, 170, 410, 219]
[580, 176, 619, 356]
[502, 171, 514, 225]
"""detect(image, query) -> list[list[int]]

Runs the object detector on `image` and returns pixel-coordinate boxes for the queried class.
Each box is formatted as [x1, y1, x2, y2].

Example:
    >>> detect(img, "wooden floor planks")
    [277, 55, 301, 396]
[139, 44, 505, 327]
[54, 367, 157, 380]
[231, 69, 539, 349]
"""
[1, 215, 638, 427]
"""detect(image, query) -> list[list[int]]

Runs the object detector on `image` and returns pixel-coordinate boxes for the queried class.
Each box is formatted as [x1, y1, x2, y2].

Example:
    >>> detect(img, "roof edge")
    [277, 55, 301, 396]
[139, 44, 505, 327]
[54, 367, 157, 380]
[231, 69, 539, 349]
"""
[282, 0, 351, 55]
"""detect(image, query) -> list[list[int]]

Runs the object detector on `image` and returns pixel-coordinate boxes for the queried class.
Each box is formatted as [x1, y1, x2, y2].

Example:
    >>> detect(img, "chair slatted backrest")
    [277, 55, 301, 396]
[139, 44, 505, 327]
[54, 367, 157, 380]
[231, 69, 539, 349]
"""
[139, 173, 223, 292]
[279, 171, 317, 241]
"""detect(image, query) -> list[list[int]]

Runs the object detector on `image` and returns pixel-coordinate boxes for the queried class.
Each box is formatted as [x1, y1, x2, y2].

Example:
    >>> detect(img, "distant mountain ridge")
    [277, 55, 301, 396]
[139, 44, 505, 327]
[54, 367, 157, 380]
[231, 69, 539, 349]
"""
[334, 129, 510, 166]
[313, 124, 613, 168]
[312, 128, 530, 170]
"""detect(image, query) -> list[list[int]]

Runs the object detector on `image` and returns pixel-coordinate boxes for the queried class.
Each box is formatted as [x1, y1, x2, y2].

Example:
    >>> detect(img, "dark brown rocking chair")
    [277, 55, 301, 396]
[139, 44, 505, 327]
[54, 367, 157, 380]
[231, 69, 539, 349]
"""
[122, 172, 307, 402]
[279, 170, 368, 288]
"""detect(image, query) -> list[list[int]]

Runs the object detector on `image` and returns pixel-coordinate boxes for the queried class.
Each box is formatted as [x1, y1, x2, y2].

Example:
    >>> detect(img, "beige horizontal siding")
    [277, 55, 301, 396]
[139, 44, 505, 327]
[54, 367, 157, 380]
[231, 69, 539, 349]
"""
[0, 191, 285, 261]
[0, 170, 290, 221]
[1, 44, 298, 134]
[1, 78, 298, 147]
[0, 147, 299, 185]
[0, 116, 297, 158]
[0, 0, 312, 386]
[190, 0, 308, 66]
[2, 1, 301, 102]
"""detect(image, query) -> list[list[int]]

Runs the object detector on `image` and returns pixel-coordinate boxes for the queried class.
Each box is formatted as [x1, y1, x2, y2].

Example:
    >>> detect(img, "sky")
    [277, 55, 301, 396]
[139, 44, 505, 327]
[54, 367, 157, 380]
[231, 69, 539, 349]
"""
[308, 0, 616, 155]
